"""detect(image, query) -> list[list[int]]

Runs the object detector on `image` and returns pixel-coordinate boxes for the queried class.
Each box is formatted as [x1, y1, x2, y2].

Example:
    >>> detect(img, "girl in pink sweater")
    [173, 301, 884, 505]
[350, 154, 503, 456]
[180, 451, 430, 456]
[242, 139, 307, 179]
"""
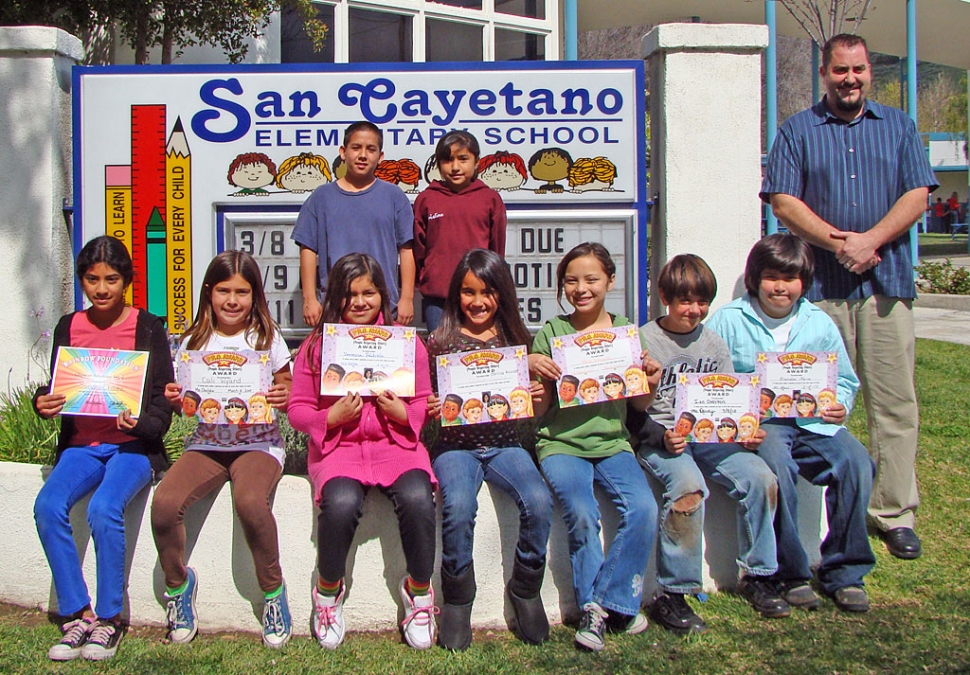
[288, 253, 436, 651]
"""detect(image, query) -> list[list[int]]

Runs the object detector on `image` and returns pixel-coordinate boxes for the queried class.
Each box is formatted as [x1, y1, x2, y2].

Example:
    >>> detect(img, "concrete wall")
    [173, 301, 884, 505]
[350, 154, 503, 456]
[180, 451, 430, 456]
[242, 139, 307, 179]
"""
[1, 460, 825, 634]
[0, 27, 81, 386]
[643, 24, 769, 316]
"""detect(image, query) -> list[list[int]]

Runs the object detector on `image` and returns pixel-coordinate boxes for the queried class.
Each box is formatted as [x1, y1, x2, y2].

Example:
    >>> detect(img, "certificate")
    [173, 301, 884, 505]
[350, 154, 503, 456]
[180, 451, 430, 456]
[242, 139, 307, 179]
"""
[50, 347, 149, 417]
[755, 351, 839, 420]
[673, 372, 761, 444]
[176, 350, 274, 424]
[550, 325, 645, 407]
[320, 324, 417, 396]
[436, 345, 532, 425]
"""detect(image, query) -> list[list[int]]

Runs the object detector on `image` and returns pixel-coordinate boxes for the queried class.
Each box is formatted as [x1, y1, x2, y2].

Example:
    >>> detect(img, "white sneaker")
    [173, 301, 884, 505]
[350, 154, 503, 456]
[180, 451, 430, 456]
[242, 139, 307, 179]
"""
[399, 578, 438, 650]
[311, 586, 346, 649]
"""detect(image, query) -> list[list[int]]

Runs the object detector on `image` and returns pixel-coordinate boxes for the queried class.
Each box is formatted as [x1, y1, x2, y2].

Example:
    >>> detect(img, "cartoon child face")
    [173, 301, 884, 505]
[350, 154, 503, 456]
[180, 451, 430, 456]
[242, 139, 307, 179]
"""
[603, 378, 625, 400]
[280, 164, 328, 192]
[480, 163, 525, 190]
[625, 370, 644, 395]
[322, 367, 343, 392]
[200, 401, 221, 424]
[224, 400, 247, 424]
[694, 423, 714, 443]
[559, 380, 577, 404]
[231, 162, 274, 190]
[249, 399, 268, 422]
[580, 383, 599, 404]
[674, 415, 695, 438]
[738, 419, 756, 440]
[817, 390, 837, 412]
[510, 392, 529, 417]
[486, 398, 509, 421]
[796, 397, 817, 417]
[182, 397, 198, 417]
[463, 403, 483, 425]
[531, 150, 570, 182]
[774, 398, 792, 418]
[441, 399, 461, 423]
[717, 423, 737, 442]
[760, 392, 774, 415]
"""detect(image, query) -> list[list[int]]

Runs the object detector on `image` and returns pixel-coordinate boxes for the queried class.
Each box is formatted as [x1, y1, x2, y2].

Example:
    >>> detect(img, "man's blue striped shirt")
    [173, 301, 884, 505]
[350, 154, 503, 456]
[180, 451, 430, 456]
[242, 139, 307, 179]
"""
[761, 99, 938, 300]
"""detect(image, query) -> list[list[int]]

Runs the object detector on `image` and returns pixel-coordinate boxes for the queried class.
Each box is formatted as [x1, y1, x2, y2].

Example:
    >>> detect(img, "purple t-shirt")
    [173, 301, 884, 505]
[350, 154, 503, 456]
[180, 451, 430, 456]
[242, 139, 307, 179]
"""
[291, 179, 413, 306]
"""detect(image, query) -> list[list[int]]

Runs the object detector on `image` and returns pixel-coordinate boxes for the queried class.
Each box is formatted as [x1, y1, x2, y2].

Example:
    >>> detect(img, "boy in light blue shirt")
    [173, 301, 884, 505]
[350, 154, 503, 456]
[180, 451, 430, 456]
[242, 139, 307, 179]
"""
[706, 234, 875, 613]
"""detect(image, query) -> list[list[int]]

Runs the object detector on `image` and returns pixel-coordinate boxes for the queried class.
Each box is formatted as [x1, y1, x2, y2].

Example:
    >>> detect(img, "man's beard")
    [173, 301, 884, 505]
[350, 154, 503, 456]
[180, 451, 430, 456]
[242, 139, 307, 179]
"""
[835, 90, 865, 113]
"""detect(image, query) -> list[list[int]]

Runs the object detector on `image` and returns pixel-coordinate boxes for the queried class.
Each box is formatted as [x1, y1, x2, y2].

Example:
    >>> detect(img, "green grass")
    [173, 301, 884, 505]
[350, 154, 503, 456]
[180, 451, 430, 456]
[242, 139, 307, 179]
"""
[917, 232, 968, 259]
[2, 338, 969, 674]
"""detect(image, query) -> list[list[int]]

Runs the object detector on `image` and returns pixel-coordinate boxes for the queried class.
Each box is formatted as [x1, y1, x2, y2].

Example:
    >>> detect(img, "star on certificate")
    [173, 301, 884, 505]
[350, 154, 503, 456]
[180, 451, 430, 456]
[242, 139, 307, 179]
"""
[679, 374, 689, 385]
[751, 375, 760, 386]
[438, 356, 449, 368]
[405, 328, 415, 341]
[259, 353, 271, 365]
[515, 348, 526, 360]
[827, 353, 837, 363]
[325, 325, 337, 336]
[757, 353, 768, 363]
[179, 352, 192, 363]
[552, 338, 563, 349]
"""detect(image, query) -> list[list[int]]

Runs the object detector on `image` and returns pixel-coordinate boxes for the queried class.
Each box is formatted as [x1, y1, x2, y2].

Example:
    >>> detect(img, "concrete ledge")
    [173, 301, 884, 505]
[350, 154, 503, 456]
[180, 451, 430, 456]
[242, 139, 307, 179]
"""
[0, 26, 84, 61]
[0, 460, 825, 635]
[642, 23, 769, 58]
[914, 293, 970, 311]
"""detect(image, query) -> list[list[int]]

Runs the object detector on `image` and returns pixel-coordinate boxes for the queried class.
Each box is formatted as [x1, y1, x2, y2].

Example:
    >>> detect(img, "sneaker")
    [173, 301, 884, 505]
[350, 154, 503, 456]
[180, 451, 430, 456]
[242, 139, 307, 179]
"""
[399, 578, 438, 650]
[311, 586, 346, 650]
[80, 620, 123, 660]
[165, 567, 199, 644]
[779, 581, 821, 610]
[651, 593, 708, 635]
[736, 576, 791, 618]
[575, 602, 609, 651]
[606, 609, 649, 635]
[262, 584, 292, 649]
[831, 586, 870, 613]
[48, 617, 95, 661]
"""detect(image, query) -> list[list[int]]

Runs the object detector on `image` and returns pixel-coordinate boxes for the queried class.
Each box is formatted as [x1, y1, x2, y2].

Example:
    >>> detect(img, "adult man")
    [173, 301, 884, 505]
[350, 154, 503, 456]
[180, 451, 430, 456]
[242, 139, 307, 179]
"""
[760, 34, 937, 560]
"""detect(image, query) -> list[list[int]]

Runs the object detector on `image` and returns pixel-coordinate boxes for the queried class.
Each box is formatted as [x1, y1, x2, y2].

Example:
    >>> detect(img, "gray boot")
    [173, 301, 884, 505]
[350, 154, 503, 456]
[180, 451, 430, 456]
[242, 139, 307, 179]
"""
[438, 566, 476, 651]
[506, 559, 549, 645]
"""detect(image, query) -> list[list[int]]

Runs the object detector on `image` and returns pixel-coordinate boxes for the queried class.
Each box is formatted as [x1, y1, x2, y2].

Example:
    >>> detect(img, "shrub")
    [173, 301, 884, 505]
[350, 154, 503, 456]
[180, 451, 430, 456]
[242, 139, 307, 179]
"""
[916, 258, 970, 295]
[0, 383, 58, 465]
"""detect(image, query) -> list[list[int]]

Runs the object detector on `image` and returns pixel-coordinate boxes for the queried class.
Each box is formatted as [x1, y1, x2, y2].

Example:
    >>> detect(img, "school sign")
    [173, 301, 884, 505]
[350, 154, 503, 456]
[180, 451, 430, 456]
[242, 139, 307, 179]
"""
[74, 61, 648, 334]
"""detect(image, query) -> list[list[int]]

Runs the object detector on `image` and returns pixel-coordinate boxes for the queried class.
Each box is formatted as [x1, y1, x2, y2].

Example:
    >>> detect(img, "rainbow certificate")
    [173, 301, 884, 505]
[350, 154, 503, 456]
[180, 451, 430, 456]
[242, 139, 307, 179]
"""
[755, 351, 839, 420]
[50, 347, 149, 417]
[549, 325, 646, 407]
[320, 324, 417, 397]
[176, 350, 275, 424]
[436, 345, 532, 425]
[673, 372, 762, 444]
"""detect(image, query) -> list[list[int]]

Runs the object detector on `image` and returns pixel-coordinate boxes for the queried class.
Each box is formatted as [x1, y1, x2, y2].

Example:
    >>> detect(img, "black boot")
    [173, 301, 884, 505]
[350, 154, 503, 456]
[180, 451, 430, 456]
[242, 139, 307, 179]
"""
[438, 566, 475, 651]
[506, 558, 549, 645]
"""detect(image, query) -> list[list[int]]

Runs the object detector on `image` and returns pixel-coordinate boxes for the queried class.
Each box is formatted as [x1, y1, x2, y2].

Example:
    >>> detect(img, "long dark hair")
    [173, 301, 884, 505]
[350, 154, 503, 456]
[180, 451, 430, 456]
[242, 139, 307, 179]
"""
[76, 236, 134, 287]
[434, 249, 531, 348]
[182, 250, 277, 351]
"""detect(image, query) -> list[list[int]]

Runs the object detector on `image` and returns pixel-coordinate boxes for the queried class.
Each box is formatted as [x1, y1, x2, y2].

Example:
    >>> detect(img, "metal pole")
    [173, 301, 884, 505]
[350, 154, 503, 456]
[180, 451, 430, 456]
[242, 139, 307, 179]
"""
[811, 41, 819, 103]
[765, 0, 778, 234]
[564, 0, 577, 61]
[907, 0, 919, 263]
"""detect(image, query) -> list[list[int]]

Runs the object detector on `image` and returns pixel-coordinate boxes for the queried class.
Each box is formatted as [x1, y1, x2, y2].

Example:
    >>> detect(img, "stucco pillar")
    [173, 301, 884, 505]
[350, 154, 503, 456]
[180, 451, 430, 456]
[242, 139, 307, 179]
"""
[643, 24, 769, 315]
[0, 27, 83, 387]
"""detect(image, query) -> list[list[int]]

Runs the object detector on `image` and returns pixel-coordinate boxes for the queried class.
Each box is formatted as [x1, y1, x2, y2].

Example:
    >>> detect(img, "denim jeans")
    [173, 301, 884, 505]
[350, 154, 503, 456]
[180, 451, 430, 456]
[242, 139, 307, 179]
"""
[640, 443, 779, 592]
[316, 470, 436, 584]
[34, 443, 153, 618]
[433, 446, 553, 577]
[757, 421, 875, 593]
[540, 451, 656, 616]
[422, 297, 445, 333]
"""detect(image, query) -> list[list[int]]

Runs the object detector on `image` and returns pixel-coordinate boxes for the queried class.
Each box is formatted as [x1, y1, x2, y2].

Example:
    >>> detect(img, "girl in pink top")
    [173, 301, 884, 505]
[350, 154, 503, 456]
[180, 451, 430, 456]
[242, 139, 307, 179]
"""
[288, 253, 436, 651]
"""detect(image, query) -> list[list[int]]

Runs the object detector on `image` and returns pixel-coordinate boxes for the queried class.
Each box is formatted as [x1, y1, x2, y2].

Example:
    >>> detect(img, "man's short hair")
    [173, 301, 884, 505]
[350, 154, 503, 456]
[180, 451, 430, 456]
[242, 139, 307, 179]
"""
[822, 33, 869, 69]
[744, 234, 815, 296]
[342, 121, 383, 149]
[657, 254, 718, 304]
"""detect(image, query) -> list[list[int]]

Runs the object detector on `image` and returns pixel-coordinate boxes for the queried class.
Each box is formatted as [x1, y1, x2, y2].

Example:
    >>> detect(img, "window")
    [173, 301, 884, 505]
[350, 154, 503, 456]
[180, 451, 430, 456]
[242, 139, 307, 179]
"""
[281, 3, 335, 63]
[495, 28, 544, 61]
[426, 19, 483, 61]
[349, 7, 413, 62]
[496, 0, 544, 20]
[429, 0, 483, 9]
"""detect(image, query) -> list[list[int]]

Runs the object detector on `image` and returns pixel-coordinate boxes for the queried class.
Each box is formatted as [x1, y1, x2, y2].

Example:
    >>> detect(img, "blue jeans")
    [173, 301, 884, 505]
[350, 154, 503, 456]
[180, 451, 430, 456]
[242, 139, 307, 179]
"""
[757, 421, 875, 593]
[540, 451, 656, 616]
[433, 446, 553, 577]
[422, 297, 445, 333]
[640, 442, 779, 593]
[34, 443, 153, 618]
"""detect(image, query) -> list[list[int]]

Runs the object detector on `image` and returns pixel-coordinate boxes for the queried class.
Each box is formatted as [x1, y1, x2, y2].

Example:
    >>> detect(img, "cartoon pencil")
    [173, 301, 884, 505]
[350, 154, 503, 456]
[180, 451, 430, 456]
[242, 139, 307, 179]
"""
[104, 165, 133, 305]
[130, 104, 167, 310]
[165, 117, 193, 335]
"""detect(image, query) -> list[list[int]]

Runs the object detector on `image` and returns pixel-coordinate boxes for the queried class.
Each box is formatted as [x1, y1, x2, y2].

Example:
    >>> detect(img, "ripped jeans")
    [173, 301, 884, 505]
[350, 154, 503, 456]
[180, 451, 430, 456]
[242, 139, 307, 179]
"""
[639, 442, 779, 593]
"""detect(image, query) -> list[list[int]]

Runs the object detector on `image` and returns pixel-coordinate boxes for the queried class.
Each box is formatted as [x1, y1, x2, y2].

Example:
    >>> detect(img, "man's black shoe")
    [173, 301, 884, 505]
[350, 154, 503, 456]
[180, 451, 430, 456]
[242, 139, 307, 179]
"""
[650, 593, 708, 635]
[882, 527, 922, 559]
[737, 577, 791, 618]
